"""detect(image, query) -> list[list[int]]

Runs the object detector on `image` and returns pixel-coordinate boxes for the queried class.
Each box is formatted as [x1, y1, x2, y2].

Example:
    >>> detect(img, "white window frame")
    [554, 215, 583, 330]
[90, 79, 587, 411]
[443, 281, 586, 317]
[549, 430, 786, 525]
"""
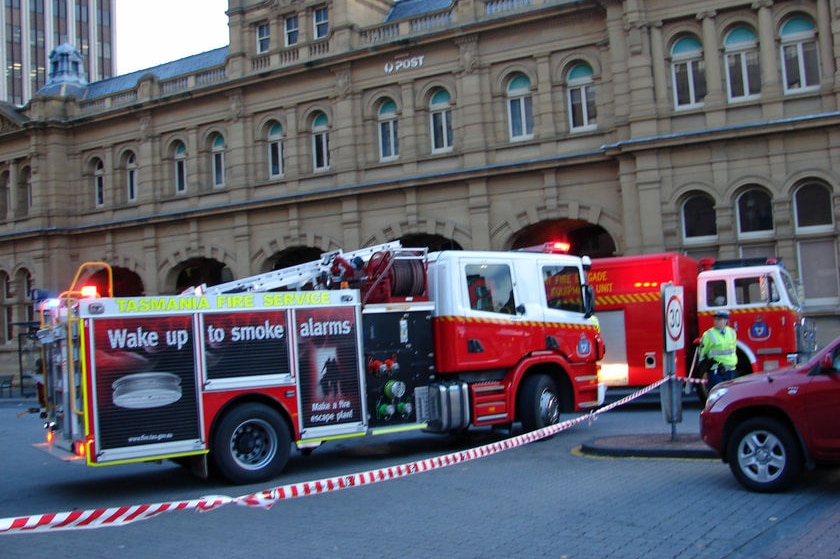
[671, 37, 706, 110]
[794, 182, 834, 235]
[378, 100, 399, 162]
[781, 29, 820, 94]
[566, 65, 596, 132]
[126, 152, 137, 203]
[314, 7, 328, 39]
[507, 75, 534, 141]
[736, 188, 774, 240]
[174, 142, 187, 194]
[268, 124, 284, 178]
[429, 90, 453, 154]
[312, 114, 330, 172]
[212, 135, 225, 188]
[257, 22, 270, 54]
[285, 15, 299, 46]
[681, 193, 718, 245]
[94, 159, 105, 207]
[724, 28, 760, 102]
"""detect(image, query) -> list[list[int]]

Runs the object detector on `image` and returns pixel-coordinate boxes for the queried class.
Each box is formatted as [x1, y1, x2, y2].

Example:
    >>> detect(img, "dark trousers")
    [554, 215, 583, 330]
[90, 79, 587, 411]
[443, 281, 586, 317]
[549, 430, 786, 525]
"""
[708, 363, 736, 390]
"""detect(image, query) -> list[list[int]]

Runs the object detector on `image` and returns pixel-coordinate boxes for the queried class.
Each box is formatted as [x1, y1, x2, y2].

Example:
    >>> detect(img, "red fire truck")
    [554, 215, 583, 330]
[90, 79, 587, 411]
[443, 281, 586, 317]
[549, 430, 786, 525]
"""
[588, 253, 815, 396]
[34, 242, 603, 484]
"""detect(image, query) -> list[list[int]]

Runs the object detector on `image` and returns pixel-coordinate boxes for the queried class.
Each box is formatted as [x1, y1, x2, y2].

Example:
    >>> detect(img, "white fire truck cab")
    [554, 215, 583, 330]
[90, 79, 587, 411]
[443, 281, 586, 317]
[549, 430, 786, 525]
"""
[35, 242, 603, 484]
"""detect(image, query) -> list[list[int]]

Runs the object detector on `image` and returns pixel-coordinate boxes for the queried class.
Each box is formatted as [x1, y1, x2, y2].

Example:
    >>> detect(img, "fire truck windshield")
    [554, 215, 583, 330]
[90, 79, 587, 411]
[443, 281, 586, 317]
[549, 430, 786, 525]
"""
[780, 269, 801, 309]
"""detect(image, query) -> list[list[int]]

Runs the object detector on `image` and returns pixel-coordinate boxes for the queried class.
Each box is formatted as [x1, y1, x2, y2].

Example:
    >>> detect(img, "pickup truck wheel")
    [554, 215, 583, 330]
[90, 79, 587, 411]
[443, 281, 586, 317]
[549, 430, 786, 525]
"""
[519, 374, 560, 432]
[212, 403, 291, 484]
[726, 417, 802, 493]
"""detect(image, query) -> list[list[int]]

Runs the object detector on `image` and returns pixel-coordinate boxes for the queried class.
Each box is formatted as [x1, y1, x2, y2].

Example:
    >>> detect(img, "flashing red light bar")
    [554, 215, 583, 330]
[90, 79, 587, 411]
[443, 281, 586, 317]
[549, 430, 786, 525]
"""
[544, 241, 571, 254]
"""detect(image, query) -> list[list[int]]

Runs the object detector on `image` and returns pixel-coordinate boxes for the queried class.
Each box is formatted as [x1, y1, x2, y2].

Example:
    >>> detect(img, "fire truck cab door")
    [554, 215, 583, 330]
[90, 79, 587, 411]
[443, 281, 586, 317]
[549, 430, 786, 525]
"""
[460, 257, 536, 370]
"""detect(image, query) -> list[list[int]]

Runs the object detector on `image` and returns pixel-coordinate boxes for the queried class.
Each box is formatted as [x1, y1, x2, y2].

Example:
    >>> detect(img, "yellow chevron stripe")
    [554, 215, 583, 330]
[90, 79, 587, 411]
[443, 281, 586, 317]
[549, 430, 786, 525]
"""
[435, 315, 599, 331]
[699, 307, 788, 316]
[596, 292, 661, 306]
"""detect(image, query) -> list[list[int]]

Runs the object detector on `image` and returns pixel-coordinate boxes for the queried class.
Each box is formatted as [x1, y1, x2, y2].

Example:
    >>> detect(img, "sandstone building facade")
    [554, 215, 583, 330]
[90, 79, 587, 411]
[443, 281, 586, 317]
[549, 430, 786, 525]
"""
[0, 0, 838, 376]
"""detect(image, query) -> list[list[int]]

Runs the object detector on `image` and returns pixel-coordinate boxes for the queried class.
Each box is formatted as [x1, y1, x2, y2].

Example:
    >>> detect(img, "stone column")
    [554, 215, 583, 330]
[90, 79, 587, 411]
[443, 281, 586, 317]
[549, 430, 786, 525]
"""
[650, 21, 668, 111]
[698, 11, 724, 109]
[753, 0, 781, 98]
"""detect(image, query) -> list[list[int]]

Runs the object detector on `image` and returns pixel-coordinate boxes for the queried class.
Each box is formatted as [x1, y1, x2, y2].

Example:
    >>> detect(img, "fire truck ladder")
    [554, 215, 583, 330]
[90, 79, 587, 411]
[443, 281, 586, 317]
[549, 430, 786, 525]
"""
[198, 241, 406, 296]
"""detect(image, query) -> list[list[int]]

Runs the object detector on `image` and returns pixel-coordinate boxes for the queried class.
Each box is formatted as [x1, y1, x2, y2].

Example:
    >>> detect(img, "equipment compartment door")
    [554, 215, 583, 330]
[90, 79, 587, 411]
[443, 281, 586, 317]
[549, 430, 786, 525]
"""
[89, 314, 204, 462]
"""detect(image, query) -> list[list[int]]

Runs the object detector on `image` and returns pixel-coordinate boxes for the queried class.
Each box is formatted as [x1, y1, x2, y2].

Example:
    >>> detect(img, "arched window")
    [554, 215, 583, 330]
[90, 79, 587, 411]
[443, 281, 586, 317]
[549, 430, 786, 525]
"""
[567, 64, 596, 131]
[429, 89, 453, 153]
[211, 134, 225, 187]
[93, 158, 105, 207]
[174, 141, 187, 194]
[780, 16, 820, 94]
[125, 151, 138, 202]
[267, 122, 284, 178]
[507, 74, 533, 140]
[794, 182, 833, 232]
[682, 192, 717, 241]
[724, 26, 760, 101]
[378, 99, 399, 161]
[17, 166, 30, 216]
[312, 112, 330, 171]
[671, 35, 706, 109]
[736, 187, 773, 237]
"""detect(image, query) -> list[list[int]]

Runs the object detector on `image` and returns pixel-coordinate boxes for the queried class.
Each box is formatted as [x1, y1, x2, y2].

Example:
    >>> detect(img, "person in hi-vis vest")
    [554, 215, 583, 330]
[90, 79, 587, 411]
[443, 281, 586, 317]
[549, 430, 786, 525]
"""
[698, 310, 738, 390]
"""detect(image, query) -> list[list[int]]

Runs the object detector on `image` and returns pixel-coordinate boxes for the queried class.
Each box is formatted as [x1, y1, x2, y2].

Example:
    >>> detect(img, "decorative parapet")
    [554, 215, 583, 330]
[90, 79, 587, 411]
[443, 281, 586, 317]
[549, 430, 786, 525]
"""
[77, 0, 577, 115]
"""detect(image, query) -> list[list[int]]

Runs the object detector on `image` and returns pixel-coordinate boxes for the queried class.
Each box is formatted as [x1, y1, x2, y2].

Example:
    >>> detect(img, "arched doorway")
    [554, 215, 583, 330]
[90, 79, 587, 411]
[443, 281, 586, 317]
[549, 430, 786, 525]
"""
[510, 219, 615, 257]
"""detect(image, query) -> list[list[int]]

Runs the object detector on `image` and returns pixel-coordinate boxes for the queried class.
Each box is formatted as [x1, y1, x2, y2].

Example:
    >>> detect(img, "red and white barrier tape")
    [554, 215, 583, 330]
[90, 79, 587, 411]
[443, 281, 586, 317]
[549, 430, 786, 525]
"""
[1, 376, 688, 534]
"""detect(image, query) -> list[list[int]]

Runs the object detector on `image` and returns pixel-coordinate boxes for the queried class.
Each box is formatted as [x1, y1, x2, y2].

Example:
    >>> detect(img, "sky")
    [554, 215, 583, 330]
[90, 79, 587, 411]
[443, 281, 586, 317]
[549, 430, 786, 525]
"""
[115, 0, 230, 75]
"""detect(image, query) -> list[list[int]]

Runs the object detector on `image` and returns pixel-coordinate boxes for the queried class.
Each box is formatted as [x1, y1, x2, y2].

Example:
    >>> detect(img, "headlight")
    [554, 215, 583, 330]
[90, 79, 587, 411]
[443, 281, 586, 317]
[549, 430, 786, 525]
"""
[705, 386, 728, 409]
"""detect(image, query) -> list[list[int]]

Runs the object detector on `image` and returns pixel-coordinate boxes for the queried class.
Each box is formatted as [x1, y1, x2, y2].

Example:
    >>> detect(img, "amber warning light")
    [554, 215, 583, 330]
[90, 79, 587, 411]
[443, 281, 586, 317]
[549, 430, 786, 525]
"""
[80, 285, 99, 298]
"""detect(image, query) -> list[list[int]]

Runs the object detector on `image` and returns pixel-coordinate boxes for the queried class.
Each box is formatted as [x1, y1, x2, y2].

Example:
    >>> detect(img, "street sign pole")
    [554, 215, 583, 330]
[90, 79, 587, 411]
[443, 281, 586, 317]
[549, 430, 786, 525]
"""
[661, 283, 685, 440]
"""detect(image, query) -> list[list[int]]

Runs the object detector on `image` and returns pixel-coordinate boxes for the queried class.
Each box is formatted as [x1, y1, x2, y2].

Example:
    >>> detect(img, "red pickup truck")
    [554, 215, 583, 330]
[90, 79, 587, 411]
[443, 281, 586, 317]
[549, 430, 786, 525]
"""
[700, 337, 840, 492]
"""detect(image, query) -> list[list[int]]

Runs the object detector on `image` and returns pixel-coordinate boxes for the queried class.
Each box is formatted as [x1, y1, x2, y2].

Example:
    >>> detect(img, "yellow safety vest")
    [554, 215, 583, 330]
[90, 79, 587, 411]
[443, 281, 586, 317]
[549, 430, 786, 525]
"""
[700, 327, 737, 368]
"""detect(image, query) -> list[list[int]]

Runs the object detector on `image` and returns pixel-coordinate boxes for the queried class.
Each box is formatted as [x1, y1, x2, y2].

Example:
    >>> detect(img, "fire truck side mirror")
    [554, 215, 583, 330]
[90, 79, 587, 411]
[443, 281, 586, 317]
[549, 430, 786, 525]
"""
[583, 284, 596, 318]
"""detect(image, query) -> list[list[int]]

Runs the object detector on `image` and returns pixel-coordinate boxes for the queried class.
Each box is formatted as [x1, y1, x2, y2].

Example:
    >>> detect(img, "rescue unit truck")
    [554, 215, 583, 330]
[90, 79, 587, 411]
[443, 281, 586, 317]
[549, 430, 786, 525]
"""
[588, 253, 814, 396]
[34, 242, 603, 484]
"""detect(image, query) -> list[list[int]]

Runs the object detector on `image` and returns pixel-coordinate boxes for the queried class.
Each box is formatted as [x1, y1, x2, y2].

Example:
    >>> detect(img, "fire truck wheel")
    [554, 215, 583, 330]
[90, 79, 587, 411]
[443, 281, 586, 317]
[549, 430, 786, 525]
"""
[212, 403, 291, 484]
[518, 374, 561, 432]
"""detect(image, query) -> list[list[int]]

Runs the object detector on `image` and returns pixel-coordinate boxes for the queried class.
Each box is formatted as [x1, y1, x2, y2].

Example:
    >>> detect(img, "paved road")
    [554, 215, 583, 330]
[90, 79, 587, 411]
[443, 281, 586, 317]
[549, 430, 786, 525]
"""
[1, 396, 838, 558]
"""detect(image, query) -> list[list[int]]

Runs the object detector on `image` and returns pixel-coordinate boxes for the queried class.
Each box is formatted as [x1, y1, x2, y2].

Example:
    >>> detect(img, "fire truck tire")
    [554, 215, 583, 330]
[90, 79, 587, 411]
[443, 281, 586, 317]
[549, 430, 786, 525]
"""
[212, 403, 291, 484]
[518, 374, 561, 432]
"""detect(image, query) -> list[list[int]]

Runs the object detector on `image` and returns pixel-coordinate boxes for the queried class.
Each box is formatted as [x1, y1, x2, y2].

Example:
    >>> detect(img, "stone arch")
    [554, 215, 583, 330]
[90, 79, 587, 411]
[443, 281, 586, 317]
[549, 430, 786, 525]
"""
[727, 175, 778, 200]
[415, 80, 457, 108]
[251, 233, 343, 272]
[491, 62, 537, 97]
[672, 180, 721, 205]
[489, 200, 621, 255]
[362, 87, 403, 117]
[158, 244, 238, 294]
[361, 217, 472, 250]
[554, 51, 603, 84]
[783, 169, 840, 197]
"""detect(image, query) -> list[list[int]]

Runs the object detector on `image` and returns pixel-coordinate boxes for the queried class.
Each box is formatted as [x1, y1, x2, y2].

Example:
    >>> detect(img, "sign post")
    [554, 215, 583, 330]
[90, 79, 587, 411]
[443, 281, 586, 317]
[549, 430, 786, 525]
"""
[661, 284, 684, 439]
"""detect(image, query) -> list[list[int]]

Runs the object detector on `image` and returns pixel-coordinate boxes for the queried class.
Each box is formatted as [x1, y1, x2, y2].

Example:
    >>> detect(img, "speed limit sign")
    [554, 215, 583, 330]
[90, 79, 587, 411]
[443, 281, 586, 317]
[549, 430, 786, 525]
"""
[663, 284, 684, 351]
